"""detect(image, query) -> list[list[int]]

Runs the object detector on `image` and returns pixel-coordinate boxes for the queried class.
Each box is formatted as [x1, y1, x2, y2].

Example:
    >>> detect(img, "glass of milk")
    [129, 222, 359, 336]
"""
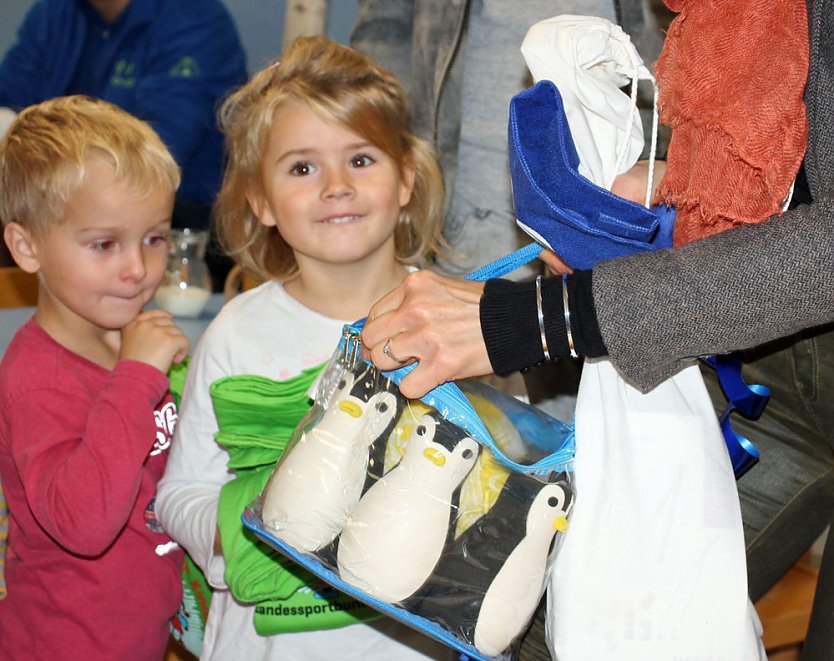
[154, 228, 212, 318]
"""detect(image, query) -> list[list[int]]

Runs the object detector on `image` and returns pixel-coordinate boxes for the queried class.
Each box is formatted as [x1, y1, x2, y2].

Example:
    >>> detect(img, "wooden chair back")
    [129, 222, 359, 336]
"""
[0, 267, 38, 308]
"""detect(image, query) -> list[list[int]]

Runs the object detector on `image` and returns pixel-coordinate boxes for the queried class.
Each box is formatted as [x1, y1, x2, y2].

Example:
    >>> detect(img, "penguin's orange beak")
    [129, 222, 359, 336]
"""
[553, 516, 569, 532]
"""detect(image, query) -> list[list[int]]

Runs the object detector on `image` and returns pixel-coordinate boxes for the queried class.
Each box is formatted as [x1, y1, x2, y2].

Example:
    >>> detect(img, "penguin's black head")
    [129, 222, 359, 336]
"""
[338, 362, 399, 404]
[414, 411, 478, 459]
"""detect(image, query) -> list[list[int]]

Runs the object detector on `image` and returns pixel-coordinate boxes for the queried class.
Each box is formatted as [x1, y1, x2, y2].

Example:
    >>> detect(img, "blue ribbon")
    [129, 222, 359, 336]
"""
[701, 354, 768, 478]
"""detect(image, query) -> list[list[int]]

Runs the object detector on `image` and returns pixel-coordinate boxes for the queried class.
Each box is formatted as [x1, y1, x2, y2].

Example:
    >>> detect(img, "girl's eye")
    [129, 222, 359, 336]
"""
[144, 234, 168, 247]
[289, 161, 315, 176]
[349, 154, 375, 169]
[91, 240, 116, 251]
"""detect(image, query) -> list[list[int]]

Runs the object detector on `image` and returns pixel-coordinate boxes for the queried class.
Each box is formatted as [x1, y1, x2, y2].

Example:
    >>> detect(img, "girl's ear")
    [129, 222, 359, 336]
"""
[245, 185, 278, 228]
[399, 158, 417, 208]
[4, 222, 41, 274]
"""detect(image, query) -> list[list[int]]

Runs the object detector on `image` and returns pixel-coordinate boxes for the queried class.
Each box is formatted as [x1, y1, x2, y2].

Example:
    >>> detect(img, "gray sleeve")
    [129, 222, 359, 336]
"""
[593, 189, 834, 392]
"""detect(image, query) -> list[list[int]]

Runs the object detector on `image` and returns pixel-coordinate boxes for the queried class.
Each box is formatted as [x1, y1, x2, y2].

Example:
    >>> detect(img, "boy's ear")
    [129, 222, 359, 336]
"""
[245, 186, 277, 228]
[3, 222, 40, 273]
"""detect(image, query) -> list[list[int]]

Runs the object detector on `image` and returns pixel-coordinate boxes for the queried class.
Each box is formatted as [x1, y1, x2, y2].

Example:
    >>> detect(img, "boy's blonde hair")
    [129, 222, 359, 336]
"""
[215, 35, 446, 282]
[0, 95, 180, 236]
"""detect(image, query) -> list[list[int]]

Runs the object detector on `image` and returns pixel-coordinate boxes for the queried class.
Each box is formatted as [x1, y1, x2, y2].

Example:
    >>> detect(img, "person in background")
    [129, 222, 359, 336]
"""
[0, 95, 189, 659]
[0, 0, 248, 289]
[155, 36, 453, 661]
[361, 1, 834, 658]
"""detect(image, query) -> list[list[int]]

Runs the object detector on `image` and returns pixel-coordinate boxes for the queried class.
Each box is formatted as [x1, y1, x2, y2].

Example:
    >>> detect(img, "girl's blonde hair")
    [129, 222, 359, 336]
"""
[0, 95, 179, 236]
[214, 35, 446, 282]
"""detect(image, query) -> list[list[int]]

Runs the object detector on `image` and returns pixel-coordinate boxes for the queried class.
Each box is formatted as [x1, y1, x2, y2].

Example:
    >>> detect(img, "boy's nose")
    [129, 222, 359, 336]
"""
[121, 247, 147, 281]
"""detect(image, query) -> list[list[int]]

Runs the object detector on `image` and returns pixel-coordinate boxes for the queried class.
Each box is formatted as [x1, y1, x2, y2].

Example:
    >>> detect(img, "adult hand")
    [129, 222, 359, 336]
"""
[120, 309, 190, 373]
[610, 158, 667, 204]
[362, 270, 491, 399]
[539, 249, 573, 275]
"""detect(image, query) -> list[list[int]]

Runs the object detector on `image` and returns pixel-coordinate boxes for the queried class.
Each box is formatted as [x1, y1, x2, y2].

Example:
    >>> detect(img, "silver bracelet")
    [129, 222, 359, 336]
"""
[535, 275, 551, 361]
[562, 274, 578, 358]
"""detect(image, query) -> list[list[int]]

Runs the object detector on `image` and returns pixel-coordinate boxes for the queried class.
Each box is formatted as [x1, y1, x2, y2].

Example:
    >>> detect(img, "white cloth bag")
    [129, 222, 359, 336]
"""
[519, 16, 765, 660]
[547, 361, 763, 659]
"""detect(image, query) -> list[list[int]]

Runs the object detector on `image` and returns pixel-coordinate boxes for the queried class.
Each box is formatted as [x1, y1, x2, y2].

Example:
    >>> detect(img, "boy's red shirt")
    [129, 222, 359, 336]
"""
[0, 320, 183, 660]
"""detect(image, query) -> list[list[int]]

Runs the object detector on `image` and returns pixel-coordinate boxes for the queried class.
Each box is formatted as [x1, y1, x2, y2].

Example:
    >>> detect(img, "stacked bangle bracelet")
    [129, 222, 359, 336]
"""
[562, 274, 578, 358]
[535, 275, 551, 361]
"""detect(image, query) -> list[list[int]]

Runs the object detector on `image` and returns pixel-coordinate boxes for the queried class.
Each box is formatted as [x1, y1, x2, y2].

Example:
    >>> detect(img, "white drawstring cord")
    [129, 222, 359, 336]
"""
[608, 35, 659, 210]
[645, 81, 659, 208]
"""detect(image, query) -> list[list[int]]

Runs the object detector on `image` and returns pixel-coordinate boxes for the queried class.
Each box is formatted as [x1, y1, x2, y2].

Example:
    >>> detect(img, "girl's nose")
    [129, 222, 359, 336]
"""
[321, 168, 355, 201]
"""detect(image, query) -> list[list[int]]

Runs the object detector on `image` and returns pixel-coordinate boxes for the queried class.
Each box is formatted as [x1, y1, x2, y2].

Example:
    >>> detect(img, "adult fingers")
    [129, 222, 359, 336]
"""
[539, 249, 573, 275]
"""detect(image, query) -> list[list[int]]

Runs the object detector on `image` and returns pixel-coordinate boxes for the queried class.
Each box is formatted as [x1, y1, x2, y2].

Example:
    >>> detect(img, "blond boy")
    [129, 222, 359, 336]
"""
[0, 96, 188, 659]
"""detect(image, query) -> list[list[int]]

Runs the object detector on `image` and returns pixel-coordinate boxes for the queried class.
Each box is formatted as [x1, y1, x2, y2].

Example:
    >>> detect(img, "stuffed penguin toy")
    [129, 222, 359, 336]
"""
[336, 410, 480, 602]
[407, 471, 572, 656]
[261, 362, 401, 552]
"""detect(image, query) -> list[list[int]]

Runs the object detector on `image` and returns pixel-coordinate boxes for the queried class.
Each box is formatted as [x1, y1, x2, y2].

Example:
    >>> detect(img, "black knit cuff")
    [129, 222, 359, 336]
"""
[480, 273, 608, 375]
[480, 278, 567, 375]
[569, 270, 607, 358]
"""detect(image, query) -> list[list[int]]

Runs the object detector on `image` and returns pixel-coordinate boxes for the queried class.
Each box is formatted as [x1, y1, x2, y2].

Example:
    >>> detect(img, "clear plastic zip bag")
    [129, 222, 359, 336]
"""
[244, 323, 575, 661]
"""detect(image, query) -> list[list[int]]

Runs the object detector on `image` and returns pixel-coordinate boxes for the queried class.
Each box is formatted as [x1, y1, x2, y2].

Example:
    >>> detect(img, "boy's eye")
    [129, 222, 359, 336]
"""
[91, 240, 116, 251]
[289, 161, 315, 176]
[349, 154, 375, 168]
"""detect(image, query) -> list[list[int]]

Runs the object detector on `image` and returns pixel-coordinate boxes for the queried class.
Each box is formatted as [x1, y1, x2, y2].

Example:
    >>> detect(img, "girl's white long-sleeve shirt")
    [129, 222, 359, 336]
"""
[156, 281, 453, 661]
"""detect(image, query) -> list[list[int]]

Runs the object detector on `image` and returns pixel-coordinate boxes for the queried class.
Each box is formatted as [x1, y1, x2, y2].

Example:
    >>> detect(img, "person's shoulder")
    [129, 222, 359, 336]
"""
[200, 280, 283, 342]
[16, 0, 71, 29]
[0, 321, 66, 401]
[149, 0, 245, 65]
[221, 279, 282, 314]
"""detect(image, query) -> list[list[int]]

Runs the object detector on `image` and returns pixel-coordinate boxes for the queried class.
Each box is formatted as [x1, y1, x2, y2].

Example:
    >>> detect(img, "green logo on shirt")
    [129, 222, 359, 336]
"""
[111, 60, 136, 88]
[170, 56, 200, 78]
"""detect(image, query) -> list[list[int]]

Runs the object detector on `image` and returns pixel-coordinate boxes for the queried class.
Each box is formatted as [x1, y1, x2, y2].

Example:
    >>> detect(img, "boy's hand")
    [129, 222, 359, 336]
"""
[119, 309, 190, 373]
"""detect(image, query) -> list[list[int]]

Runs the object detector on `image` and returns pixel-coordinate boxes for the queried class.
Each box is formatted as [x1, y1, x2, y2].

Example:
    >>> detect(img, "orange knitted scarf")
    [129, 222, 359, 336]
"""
[654, 0, 809, 246]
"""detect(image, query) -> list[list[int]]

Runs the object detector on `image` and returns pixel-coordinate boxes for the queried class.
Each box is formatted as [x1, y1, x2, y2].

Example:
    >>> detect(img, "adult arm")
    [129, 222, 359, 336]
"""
[365, 188, 834, 398]
[363, 267, 604, 400]
[508, 179, 834, 393]
[0, 0, 66, 108]
[595, 185, 834, 391]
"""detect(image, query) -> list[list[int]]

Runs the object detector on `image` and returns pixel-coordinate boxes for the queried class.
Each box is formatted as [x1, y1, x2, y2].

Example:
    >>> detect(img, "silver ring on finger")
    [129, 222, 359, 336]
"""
[382, 338, 405, 364]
